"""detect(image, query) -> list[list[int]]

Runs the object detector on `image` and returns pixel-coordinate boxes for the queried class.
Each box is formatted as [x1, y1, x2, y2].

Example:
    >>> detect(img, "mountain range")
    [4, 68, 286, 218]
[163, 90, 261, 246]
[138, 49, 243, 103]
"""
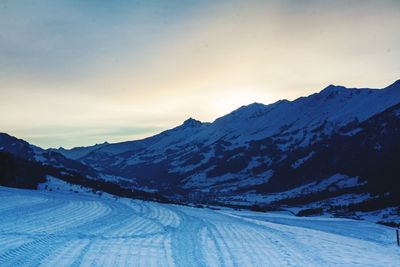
[1, 80, 400, 224]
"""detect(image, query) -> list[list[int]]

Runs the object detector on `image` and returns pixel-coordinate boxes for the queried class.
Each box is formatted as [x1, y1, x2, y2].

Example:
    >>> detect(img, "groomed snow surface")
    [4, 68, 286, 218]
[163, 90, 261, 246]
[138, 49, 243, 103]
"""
[0, 186, 399, 266]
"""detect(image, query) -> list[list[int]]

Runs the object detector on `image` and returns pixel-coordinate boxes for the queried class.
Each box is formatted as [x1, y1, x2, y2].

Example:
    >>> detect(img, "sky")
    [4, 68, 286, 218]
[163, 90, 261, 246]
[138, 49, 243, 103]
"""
[1, 0, 399, 148]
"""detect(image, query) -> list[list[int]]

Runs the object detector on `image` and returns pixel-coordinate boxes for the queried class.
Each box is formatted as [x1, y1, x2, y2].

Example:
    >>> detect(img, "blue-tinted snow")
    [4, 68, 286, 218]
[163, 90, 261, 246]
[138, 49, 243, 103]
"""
[0, 186, 398, 266]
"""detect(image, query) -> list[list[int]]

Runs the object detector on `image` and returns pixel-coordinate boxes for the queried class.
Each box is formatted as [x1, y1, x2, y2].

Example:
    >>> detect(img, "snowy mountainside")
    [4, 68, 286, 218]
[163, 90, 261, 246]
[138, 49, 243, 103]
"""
[54, 81, 400, 193]
[57, 80, 400, 161]
[0, 134, 165, 202]
[221, 102, 400, 223]
[2, 80, 400, 223]
[48, 142, 110, 160]
[0, 133, 96, 176]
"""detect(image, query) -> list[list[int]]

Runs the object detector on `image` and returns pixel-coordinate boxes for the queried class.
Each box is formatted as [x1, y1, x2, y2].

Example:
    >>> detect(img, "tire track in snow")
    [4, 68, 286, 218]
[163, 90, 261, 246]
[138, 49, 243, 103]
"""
[164, 205, 207, 267]
[0, 195, 48, 215]
[175, 207, 319, 266]
[0, 234, 68, 266]
[205, 223, 238, 266]
[57, 199, 136, 265]
[0, 193, 111, 266]
[66, 199, 172, 266]
[42, 239, 91, 266]
[217, 211, 324, 266]
[1, 186, 398, 266]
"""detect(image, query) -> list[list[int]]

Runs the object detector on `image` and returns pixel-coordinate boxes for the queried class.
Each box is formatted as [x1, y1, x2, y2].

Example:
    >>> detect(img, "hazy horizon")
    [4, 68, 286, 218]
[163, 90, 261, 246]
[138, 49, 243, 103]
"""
[1, 0, 399, 148]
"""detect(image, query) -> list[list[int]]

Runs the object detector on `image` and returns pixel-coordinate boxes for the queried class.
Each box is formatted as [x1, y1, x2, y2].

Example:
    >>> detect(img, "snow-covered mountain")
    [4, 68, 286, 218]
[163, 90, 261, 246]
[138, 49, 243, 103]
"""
[52, 81, 400, 186]
[1, 80, 400, 223]
[48, 142, 110, 160]
[0, 133, 165, 201]
[0, 132, 96, 175]
[57, 80, 400, 160]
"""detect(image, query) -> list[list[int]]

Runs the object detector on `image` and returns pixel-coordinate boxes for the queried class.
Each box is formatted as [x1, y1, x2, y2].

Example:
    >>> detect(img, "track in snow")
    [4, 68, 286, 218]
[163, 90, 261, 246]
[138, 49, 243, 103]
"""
[0, 186, 398, 266]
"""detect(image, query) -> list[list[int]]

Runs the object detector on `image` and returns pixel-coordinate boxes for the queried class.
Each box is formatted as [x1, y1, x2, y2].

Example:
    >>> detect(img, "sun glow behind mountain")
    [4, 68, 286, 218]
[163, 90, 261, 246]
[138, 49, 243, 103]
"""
[0, 0, 399, 148]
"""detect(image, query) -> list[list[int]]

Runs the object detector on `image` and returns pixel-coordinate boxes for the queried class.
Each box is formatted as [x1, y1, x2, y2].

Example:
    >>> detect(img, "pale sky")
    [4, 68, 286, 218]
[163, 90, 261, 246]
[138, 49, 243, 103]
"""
[1, 0, 399, 148]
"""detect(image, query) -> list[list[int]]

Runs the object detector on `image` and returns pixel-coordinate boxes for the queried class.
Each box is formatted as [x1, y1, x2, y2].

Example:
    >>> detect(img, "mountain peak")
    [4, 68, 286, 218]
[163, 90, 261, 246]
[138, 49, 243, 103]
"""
[246, 102, 265, 107]
[321, 84, 347, 93]
[234, 102, 266, 113]
[317, 84, 349, 100]
[385, 79, 400, 89]
[182, 117, 202, 127]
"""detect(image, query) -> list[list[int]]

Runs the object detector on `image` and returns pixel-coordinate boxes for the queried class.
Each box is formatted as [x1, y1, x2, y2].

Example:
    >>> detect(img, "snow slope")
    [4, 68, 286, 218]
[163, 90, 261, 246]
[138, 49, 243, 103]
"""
[0, 186, 398, 266]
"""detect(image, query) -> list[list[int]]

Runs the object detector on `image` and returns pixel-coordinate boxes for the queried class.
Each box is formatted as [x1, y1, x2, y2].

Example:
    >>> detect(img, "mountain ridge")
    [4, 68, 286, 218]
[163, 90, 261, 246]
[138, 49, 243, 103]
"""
[50, 80, 400, 158]
[1, 80, 400, 224]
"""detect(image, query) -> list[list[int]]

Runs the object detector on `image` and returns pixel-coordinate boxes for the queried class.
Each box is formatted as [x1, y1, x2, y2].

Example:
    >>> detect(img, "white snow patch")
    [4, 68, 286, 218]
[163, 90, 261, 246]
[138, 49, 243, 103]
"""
[342, 127, 363, 136]
[291, 152, 315, 168]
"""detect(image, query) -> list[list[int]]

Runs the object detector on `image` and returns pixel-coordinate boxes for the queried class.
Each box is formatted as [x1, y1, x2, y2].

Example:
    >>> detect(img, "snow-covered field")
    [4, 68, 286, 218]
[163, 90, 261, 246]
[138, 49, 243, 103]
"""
[0, 186, 398, 266]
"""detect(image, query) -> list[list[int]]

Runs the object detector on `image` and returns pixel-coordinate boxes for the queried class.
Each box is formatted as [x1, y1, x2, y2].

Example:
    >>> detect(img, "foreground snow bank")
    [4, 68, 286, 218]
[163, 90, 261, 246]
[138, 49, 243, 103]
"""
[0, 186, 398, 266]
